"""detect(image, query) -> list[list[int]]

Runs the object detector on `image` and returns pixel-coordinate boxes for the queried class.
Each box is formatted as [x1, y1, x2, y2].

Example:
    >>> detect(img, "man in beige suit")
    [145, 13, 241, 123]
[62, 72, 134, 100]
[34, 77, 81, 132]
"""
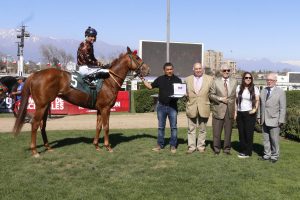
[209, 64, 238, 155]
[185, 63, 213, 154]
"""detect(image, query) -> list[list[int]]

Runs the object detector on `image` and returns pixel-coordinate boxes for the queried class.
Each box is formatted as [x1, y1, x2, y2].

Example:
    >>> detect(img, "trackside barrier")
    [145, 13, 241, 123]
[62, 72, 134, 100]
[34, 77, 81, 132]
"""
[6, 91, 130, 114]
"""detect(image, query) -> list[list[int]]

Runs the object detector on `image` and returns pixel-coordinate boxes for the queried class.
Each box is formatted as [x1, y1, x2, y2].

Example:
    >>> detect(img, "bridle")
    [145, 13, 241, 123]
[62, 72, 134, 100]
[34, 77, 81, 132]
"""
[128, 53, 145, 79]
[108, 52, 145, 87]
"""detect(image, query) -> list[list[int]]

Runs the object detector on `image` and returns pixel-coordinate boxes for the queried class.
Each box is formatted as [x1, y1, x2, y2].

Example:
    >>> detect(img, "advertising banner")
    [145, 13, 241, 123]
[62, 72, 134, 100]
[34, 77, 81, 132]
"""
[1, 91, 130, 114]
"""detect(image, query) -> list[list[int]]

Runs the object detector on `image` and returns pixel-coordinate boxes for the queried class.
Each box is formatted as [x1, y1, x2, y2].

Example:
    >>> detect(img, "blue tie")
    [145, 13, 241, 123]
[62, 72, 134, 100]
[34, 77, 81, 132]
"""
[266, 87, 271, 100]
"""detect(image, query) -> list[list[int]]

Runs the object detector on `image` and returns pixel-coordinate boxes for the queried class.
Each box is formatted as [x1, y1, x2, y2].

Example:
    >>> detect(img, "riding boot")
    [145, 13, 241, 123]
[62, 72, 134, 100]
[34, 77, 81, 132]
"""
[83, 69, 109, 87]
[93, 69, 110, 79]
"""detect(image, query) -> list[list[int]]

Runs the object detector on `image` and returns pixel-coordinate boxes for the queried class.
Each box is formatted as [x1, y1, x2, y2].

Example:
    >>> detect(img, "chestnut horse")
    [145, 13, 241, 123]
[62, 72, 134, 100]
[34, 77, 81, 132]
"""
[13, 47, 150, 157]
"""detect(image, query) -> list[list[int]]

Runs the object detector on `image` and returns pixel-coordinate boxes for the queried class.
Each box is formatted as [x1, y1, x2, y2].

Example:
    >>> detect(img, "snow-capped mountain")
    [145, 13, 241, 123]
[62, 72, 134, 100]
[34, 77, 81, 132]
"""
[0, 29, 125, 62]
[233, 58, 300, 72]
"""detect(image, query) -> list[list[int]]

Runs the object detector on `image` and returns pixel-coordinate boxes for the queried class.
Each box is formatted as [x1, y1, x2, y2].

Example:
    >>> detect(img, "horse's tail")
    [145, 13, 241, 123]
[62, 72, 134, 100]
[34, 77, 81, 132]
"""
[13, 76, 32, 135]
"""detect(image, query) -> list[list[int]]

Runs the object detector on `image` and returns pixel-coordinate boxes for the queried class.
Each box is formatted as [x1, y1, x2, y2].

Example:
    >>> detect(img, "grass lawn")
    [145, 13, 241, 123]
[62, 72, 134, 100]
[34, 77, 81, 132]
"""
[0, 128, 299, 200]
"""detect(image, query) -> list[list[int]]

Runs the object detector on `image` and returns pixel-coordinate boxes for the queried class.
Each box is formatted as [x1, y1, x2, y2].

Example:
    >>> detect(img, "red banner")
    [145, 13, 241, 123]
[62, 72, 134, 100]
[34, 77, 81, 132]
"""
[15, 91, 130, 114]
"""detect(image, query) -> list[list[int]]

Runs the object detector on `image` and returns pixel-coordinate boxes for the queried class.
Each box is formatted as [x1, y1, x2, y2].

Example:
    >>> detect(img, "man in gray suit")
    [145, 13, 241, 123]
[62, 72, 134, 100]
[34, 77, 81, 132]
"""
[209, 64, 238, 155]
[259, 73, 286, 163]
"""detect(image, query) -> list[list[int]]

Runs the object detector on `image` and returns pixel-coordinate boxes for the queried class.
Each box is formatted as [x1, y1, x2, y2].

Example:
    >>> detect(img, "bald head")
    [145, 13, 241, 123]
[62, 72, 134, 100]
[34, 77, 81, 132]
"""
[193, 62, 204, 77]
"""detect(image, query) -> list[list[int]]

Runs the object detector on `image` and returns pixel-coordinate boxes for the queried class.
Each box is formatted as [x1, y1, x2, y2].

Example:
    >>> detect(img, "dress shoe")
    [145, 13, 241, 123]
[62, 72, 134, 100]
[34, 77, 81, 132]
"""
[152, 145, 161, 152]
[258, 156, 270, 161]
[198, 148, 205, 153]
[170, 146, 177, 154]
[186, 149, 195, 154]
[270, 159, 278, 163]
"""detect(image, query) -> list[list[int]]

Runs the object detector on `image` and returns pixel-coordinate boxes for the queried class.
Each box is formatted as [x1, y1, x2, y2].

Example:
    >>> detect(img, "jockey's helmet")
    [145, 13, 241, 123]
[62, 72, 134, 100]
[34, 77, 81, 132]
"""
[85, 27, 97, 37]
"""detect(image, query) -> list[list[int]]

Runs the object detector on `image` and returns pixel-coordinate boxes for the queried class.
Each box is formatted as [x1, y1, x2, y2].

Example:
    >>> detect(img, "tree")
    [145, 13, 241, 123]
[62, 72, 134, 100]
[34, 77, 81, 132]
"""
[40, 44, 74, 70]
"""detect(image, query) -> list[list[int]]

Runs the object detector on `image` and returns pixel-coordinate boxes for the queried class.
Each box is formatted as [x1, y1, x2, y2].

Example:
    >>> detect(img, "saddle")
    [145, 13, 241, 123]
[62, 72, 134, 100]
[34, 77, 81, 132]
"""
[70, 71, 104, 108]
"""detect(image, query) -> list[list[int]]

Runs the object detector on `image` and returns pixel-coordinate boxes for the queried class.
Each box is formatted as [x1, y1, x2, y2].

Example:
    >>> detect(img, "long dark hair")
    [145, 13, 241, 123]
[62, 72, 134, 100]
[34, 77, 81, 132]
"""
[237, 72, 256, 109]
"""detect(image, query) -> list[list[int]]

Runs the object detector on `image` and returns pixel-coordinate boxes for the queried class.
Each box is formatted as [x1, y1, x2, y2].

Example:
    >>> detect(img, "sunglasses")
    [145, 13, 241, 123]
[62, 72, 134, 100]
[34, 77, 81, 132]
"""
[244, 77, 252, 80]
[222, 69, 230, 72]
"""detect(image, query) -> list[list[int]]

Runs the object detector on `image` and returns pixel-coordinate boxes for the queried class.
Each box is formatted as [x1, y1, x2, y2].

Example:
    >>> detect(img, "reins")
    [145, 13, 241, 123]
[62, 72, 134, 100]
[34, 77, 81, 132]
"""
[108, 69, 123, 88]
[108, 52, 145, 88]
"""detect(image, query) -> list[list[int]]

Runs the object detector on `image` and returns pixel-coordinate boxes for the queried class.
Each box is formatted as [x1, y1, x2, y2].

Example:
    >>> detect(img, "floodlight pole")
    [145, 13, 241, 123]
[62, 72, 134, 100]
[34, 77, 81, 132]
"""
[16, 25, 30, 76]
[166, 0, 170, 62]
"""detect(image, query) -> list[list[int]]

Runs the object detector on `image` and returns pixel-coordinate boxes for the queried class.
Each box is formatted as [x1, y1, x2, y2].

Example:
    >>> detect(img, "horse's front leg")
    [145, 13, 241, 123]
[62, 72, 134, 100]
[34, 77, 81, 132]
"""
[93, 110, 102, 151]
[40, 105, 53, 152]
[101, 108, 113, 152]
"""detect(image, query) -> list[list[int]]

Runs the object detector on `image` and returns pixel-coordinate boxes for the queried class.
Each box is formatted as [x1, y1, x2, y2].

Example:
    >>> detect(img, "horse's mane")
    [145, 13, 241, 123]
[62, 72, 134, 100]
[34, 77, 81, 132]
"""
[110, 53, 126, 67]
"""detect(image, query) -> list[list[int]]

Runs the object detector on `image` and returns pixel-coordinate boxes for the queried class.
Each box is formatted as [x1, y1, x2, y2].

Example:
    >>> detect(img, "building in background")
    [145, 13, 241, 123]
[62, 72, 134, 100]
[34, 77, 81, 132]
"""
[204, 50, 237, 76]
[204, 50, 223, 74]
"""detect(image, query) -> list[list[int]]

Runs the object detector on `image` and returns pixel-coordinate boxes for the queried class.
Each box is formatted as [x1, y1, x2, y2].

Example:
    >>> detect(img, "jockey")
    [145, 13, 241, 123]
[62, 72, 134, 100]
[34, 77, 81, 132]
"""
[77, 26, 109, 86]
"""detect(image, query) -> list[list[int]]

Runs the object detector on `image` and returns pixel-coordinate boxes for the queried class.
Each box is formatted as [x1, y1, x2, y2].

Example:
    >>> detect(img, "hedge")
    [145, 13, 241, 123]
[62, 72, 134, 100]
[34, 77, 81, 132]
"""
[133, 89, 187, 113]
[133, 89, 299, 141]
[133, 89, 159, 113]
[281, 90, 300, 140]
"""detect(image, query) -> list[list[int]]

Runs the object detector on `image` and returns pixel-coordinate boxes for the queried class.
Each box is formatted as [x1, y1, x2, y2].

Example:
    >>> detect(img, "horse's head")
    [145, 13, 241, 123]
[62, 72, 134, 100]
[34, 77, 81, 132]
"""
[126, 47, 150, 78]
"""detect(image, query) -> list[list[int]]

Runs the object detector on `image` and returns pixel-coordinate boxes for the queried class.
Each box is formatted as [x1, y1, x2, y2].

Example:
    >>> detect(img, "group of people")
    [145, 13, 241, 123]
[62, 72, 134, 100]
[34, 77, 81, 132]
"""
[142, 62, 286, 163]
[14, 26, 286, 163]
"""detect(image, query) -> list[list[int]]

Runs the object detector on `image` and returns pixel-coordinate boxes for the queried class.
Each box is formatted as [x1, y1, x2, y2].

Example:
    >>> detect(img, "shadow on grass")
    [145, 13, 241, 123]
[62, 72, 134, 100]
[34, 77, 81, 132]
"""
[206, 139, 264, 156]
[231, 141, 264, 156]
[35, 132, 157, 150]
[109, 132, 157, 148]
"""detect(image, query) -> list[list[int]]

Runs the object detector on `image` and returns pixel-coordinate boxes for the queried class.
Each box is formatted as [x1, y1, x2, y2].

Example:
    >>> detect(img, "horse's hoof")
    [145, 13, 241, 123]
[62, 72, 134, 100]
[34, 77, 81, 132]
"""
[45, 145, 54, 152]
[93, 143, 101, 151]
[32, 153, 40, 158]
[104, 145, 113, 153]
[95, 146, 101, 151]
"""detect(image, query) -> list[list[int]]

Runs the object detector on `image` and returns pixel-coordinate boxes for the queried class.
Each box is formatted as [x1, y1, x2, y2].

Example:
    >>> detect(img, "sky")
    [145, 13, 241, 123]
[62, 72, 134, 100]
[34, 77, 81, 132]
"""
[1, 0, 300, 65]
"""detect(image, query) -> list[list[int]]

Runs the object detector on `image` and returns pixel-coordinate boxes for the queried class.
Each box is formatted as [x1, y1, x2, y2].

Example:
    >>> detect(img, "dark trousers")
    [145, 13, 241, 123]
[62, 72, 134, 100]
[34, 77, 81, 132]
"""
[212, 108, 233, 153]
[236, 111, 256, 156]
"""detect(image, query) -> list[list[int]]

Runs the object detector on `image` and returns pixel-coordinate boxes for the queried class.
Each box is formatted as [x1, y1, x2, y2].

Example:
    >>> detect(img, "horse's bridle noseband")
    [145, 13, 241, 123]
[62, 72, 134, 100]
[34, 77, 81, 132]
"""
[128, 53, 145, 78]
[108, 52, 146, 87]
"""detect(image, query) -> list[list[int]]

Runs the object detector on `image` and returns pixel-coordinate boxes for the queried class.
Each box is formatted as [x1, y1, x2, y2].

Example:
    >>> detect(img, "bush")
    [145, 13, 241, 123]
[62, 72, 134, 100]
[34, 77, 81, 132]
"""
[281, 90, 300, 140]
[133, 89, 159, 113]
[286, 90, 300, 109]
[133, 89, 187, 113]
[281, 107, 300, 140]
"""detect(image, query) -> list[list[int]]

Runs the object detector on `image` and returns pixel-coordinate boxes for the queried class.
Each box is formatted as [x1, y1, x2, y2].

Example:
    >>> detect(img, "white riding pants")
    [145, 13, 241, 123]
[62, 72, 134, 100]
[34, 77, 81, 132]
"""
[78, 65, 108, 76]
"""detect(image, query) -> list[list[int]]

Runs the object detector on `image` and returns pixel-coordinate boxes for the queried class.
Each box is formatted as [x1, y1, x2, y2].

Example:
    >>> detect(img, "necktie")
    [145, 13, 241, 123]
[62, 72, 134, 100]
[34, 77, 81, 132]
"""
[266, 87, 271, 100]
[224, 79, 228, 96]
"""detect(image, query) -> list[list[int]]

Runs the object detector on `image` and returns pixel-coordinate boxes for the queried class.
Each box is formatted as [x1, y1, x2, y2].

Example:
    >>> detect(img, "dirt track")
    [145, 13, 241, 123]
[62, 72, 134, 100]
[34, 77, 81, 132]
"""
[0, 112, 212, 133]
